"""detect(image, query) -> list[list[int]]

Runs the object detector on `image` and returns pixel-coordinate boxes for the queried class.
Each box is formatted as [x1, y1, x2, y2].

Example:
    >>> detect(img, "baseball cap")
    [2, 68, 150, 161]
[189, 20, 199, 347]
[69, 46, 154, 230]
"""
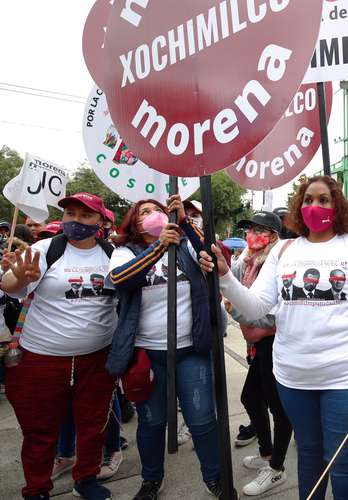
[104, 208, 115, 224]
[238, 211, 282, 234]
[0, 220, 10, 231]
[183, 200, 202, 213]
[38, 220, 62, 238]
[58, 192, 106, 218]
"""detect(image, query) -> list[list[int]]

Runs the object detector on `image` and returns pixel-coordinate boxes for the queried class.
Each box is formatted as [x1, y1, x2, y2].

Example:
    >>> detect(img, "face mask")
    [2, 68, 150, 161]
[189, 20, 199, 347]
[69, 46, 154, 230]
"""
[301, 206, 335, 233]
[190, 216, 203, 230]
[0, 234, 7, 245]
[63, 221, 100, 241]
[142, 211, 168, 237]
[246, 232, 270, 251]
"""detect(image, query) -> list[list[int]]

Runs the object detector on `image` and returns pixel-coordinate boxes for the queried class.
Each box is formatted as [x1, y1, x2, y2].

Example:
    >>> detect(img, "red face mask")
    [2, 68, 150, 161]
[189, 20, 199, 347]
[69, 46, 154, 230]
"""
[301, 206, 335, 233]
[246, 232, 270, 250]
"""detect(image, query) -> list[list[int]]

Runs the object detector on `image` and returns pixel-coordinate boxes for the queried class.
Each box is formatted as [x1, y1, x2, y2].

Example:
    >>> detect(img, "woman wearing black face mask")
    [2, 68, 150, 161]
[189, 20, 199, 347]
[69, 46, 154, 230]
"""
[1, 192, 118, 500]
[200, 176, 348, 500]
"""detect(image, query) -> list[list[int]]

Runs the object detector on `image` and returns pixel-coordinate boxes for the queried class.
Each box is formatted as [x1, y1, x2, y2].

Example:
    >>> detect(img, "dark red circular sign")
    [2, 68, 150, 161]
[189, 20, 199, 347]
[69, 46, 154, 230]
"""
[104, 1, 323, 177]
[83, 0, 112, 89]
[225, 83, 333, 190]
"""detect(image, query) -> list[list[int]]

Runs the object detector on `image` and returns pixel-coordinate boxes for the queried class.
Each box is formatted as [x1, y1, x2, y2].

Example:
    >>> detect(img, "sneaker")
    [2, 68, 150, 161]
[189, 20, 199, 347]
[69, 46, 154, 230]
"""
[177, 422, 191, 446]
[243, 454, 270, 470]
[243, 466, 287, 496]
[73, 476, 112, 499]
[235, 424, 257, 447]
[97, 451, 123, 480]
[133, 480, 163, 499]
[51, 456, 75, 480]
[205, 479, 222, 498]
[24, 494, 49, 500]
[120, 436, 129, 450]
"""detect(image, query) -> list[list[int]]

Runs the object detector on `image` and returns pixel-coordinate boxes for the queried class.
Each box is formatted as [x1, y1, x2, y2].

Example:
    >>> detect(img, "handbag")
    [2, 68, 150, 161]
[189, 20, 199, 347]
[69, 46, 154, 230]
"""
[121, 348, 156, 403]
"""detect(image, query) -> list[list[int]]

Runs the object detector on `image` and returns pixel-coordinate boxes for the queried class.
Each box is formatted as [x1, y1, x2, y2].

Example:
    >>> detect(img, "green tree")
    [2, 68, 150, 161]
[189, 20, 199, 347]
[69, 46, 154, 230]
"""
[191, 171, 253, 238]
[49, 164, 131, 225]
[0, 146, 24, 221]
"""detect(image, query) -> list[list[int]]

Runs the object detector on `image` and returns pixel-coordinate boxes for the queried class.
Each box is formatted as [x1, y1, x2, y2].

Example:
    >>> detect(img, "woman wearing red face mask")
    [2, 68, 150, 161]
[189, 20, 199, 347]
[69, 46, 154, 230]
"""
[228, 212, 292, 497]
[107, 197, 222, 500]
[200, 176, 348, 500]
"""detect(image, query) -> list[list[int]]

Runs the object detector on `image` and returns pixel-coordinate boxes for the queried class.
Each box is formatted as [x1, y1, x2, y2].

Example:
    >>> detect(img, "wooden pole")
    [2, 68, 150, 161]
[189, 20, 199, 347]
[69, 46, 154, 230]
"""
[200, 175, 238, 500]
[7, 207, 19, 251]
[167, 176, 178, 454]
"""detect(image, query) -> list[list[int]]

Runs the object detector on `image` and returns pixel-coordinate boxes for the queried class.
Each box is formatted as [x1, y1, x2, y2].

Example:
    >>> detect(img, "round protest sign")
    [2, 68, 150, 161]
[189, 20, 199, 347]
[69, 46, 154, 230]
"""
[83, 86, 199, 203]
[83, 0, 113, 89]
[225, 82, 333, 190]
[103, 0, 324, 177]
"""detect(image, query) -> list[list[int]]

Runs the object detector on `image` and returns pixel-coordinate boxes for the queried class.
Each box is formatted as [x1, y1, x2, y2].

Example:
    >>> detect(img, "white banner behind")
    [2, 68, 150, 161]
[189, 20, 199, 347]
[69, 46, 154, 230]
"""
[304, 0, 348, 83]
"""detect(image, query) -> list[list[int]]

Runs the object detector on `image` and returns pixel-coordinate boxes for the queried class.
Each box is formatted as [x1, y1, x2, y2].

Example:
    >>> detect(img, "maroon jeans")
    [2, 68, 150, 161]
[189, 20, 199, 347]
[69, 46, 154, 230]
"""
[5, 347, 115, 497]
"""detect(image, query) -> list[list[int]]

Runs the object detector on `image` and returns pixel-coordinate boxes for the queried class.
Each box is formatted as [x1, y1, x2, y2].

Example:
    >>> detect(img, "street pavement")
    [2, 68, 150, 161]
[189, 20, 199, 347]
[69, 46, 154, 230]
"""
[0, 321, 333, 499]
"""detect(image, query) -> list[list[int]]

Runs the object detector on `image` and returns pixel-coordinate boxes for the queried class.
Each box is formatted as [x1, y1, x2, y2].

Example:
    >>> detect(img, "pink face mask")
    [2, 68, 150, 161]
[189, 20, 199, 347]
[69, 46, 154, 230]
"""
[246, 232, 270, 251]
[301, 205, 335, 233]
[142, 211, 168, 237]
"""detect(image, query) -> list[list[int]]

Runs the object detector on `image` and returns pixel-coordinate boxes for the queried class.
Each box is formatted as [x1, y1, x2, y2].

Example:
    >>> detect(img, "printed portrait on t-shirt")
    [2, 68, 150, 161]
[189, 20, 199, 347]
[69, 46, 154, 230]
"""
[65, 276, 84, 299]
[281, 271, 296, 301]
[145, 255, 188, 287]
[326, 269, 347, 301]
[292, 268, 325, 300]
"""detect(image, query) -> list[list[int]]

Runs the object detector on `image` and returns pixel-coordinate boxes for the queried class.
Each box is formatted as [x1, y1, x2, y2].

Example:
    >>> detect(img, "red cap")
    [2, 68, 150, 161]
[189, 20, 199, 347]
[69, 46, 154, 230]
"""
[58, 192, 106, 218]
[38, 220, 62, 237]
[104, 208, 115, 224]
[68, 276, 83, 284]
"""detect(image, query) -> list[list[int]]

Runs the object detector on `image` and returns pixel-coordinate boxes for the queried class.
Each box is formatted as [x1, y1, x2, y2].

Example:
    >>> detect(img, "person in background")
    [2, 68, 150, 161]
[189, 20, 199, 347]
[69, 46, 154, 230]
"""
[107, 196, 222, 499]
[37, 221, 62, 240]
[0, 220, 10, 244]
[25, 218, 45, 242]
[13, 225, 35, 246]
[273, 207, 298, 240]
[199, 176, 348, 500]
[229, 212, 292, 496]
[1, 192, 118, 500]
[104, 209, 115, 241]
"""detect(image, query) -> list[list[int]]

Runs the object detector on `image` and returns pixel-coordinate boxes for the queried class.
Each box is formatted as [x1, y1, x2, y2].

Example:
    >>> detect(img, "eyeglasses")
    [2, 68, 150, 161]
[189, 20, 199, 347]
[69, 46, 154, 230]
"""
[246, 226, 273, 235]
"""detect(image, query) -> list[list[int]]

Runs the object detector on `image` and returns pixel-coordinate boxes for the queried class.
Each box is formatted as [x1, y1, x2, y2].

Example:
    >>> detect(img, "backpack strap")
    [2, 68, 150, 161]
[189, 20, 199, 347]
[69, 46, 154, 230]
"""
[45, 234, 68, 271]
[278, 239, 295, 261]
[45, 235, 114, 272]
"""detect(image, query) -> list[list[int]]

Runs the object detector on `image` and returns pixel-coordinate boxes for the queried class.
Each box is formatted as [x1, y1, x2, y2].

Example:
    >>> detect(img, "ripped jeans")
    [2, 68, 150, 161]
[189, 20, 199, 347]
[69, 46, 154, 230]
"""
[136, 347, 220, 482]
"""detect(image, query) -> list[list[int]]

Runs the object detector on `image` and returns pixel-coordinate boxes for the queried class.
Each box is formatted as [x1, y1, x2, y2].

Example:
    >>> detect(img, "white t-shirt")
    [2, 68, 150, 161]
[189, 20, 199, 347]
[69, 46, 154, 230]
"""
[12, 238, 118, 356]
[109, 246, 193, 350]
[220, 235, 348, 390]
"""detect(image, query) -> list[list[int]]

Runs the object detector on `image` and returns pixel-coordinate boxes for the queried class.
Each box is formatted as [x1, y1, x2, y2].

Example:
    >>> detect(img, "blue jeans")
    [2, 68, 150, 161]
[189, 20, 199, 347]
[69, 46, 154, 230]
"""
[136, 347, 220, 482]
[277, 383, 348, 500]
[57, 393, 121, 457]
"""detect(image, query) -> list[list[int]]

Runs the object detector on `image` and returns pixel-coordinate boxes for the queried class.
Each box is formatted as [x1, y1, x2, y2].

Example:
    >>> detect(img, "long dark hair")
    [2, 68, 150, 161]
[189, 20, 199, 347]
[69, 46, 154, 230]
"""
[285, 176, 348, 236]
[114, 199, 168, 246]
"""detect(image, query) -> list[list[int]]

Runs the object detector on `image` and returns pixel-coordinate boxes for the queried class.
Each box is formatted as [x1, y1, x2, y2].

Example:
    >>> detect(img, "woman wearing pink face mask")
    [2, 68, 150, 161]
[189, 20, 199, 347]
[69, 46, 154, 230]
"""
[228, 212, 292, 497]
[107, 198, 221, 500]
[200, 176, 348, 500]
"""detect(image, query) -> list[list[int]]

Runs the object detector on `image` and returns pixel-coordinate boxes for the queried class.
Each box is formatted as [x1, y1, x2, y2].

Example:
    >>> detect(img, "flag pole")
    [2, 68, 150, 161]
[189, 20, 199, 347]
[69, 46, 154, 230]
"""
[7, 207, 19, 251]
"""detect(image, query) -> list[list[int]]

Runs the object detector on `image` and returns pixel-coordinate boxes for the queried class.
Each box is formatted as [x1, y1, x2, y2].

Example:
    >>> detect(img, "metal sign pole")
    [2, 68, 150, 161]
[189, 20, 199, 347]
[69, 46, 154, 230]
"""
[317, 82, 331, 176]
[200, 175, 238, 500]
[167, 175, 178, 454]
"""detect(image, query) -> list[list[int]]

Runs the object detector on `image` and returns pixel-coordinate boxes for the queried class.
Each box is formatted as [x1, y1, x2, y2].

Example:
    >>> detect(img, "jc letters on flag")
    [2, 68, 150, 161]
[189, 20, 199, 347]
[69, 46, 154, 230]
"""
[3, 153, 67, 222]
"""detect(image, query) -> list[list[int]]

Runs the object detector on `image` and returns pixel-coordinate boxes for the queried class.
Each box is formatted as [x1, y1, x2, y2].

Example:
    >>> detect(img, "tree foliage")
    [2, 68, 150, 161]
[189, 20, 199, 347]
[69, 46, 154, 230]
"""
[191, 171, 253, 238]
[0, 146, 24, 222]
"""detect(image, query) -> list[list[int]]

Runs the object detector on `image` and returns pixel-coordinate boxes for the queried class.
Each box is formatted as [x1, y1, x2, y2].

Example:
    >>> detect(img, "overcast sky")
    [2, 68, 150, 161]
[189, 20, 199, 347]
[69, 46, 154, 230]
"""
[0, 1, 345, 210]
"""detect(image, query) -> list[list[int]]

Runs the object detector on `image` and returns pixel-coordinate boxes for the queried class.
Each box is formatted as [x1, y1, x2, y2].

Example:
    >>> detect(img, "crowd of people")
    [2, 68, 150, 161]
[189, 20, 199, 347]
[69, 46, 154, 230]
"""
[0, 175, 347, 500]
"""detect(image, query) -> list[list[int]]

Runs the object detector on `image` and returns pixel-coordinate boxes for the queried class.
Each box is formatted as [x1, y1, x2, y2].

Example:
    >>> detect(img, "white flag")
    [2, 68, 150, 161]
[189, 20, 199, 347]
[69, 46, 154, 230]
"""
[3, 153, 68, 223]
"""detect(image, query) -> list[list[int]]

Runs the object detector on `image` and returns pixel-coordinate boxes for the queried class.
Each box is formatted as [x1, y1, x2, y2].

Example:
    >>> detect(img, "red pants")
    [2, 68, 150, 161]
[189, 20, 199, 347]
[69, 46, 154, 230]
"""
[5, 347, 115, 497]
